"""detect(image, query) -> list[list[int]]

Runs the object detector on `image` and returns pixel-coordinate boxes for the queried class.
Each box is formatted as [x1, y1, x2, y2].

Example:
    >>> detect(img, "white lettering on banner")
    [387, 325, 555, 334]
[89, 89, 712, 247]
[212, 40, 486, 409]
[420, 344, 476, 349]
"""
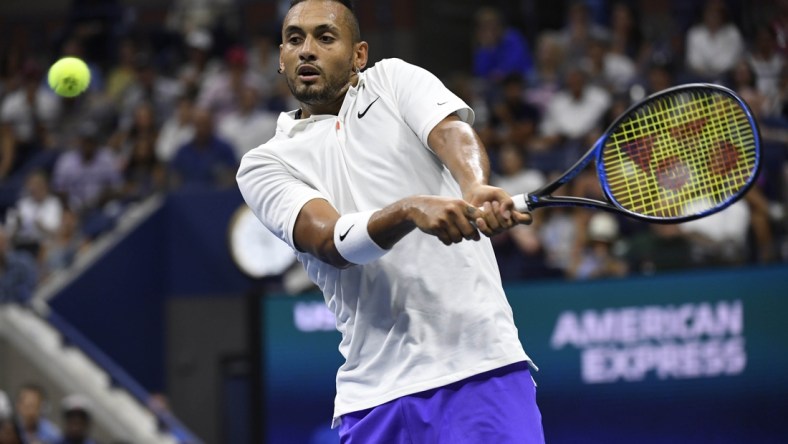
[551, 300, 746, 384]
[294, 301, 337, 332]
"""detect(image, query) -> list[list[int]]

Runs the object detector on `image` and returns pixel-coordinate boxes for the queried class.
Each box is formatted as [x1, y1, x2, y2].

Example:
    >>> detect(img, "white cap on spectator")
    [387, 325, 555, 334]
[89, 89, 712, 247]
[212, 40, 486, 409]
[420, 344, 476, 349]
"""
[186, 29, 213, 51]
[588, 213, 619, 243]
[0, 390, 10, 419]
[61, 394, 93, 416]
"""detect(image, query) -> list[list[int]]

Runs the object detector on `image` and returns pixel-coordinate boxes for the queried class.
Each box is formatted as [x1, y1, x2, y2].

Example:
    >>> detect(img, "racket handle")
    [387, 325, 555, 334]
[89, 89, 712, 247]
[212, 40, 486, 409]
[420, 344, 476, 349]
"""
[511, 194, 529, 213]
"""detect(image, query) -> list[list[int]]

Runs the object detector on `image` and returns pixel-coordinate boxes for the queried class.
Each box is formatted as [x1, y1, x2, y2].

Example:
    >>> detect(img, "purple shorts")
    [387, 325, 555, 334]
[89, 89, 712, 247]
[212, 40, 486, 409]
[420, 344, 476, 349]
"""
[338, 361, 545, 444]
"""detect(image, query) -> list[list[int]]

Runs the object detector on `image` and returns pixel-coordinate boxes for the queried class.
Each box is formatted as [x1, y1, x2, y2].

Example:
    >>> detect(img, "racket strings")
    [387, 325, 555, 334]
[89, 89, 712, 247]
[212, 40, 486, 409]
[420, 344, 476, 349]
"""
[602, 89, 757, 219]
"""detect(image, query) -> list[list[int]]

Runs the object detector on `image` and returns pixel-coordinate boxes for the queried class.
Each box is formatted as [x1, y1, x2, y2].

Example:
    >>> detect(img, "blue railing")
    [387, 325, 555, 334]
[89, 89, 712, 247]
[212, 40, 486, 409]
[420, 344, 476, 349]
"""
[46, 309, 203, 444]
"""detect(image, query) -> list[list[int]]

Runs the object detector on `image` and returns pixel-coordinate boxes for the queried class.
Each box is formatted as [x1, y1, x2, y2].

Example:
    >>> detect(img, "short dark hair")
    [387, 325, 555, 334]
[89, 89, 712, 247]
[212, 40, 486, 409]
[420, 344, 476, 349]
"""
[288, 0, 361, 43]
[290, 0, 354, 12]
[17, 383, 47, 401]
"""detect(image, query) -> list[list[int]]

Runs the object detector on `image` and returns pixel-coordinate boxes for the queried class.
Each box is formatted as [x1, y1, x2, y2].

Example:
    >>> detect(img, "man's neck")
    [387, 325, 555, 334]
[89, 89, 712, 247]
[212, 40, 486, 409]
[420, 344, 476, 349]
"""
[299, 93, 347, 119]
[297, 75, 360, 119]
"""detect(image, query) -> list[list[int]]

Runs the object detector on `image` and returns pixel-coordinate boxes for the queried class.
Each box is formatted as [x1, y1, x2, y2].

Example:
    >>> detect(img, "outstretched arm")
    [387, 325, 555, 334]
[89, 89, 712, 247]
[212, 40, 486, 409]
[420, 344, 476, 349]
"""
[427, 114, 532, 234]
[293, 195, 484, 268]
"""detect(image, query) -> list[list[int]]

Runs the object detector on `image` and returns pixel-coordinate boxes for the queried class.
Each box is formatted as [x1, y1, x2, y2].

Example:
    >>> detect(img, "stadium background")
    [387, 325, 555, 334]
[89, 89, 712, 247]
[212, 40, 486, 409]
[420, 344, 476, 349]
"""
[0, 0, 787, 443]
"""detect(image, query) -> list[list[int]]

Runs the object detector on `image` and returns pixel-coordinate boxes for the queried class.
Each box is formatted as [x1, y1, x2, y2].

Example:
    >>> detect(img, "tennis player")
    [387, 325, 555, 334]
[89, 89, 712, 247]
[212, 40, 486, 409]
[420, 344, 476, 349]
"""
[236, 0, 544, 442]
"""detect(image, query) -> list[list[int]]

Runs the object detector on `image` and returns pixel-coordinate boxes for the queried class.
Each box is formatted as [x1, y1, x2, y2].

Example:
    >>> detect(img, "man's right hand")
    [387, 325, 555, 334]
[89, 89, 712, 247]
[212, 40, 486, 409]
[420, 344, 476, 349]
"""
[404, 196, 482, 245]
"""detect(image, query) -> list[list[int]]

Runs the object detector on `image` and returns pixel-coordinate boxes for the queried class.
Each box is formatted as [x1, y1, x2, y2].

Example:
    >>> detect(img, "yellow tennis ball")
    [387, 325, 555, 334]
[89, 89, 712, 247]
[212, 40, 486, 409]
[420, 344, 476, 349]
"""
[48, 57, 91, 98]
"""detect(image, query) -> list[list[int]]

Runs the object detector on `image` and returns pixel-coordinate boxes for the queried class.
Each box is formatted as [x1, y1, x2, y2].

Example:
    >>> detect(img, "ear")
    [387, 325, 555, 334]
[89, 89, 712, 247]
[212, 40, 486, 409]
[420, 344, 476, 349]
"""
[354, 41, 369, 71]
[279, 44, 285, 73]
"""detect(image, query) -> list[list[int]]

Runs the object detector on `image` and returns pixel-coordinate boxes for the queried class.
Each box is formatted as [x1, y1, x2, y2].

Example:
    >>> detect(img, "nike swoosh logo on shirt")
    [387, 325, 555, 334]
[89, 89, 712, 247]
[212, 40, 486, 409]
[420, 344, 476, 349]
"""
[339, 225, 354, 241]
[437, 101, 448, 105]
[357, 96, 380, 118]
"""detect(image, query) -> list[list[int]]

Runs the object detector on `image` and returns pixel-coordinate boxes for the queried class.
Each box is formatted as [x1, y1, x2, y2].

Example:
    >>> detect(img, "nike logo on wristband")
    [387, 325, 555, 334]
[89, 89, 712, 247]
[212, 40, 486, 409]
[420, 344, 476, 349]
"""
[339, 225, 354, 241]
[357, 97, 380, 118]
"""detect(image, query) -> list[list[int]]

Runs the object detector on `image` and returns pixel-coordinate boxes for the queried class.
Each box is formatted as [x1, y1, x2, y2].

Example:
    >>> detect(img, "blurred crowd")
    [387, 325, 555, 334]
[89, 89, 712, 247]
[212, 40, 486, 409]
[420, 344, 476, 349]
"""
[0, 0, 785, 301]
[0, 384, 100, 444]
[469, 0, 788, 281]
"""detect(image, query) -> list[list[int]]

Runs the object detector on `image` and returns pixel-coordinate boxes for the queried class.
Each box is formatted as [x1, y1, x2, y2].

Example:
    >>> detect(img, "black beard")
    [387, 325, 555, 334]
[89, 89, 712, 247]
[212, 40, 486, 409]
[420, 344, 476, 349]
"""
[286, 69, 352, 106]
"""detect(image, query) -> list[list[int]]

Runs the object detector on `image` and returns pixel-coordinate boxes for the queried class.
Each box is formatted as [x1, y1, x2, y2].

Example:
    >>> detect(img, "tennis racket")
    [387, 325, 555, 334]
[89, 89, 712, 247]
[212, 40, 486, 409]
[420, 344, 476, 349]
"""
[510, 83, 761, 223]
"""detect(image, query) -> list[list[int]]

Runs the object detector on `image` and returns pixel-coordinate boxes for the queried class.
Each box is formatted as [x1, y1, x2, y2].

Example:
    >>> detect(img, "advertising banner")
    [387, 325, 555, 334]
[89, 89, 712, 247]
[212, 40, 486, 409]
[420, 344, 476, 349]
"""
[262, 265, 788, 443]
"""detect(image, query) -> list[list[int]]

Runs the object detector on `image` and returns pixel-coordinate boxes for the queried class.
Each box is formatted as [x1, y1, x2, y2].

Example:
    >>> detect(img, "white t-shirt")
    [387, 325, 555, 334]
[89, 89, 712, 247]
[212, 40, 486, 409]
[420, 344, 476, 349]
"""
[686, 24, 744, 79]
[218, 110, 278, 161]
[11, 195, 63, 242]
[540, 85, 611, 139]
[0, 88, 61, 143]
[679, 199, 750, 244]
[237, 58, 529, 425]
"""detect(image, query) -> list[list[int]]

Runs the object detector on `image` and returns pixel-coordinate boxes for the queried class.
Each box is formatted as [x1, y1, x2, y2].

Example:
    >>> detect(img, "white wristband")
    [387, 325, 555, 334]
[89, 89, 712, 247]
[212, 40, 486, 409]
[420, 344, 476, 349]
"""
[334, 210, 388, 265]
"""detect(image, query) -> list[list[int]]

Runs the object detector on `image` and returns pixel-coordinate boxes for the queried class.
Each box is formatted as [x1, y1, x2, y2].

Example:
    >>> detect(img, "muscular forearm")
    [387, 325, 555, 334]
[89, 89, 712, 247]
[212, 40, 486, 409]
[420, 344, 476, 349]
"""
[0, 127, 16, 178]
[428, 115, 490, 194]
[295, 195, 481, 268]
[367, 198, 417, 249]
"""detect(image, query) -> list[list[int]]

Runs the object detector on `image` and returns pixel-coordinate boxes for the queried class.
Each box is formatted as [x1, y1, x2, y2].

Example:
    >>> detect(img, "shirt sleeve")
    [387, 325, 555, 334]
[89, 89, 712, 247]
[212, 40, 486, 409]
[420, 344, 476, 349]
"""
[39, 198, 63, 233]
[378, 58, 475, 149]
[237, 148, 326, 250]
[0, 96, 15, 123]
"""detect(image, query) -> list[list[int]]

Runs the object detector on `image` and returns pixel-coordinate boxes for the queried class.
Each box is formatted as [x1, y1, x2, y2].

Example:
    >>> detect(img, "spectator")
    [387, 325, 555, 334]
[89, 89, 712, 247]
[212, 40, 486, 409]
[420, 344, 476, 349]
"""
[104, 38, 139, 106]
[484, 74, 540, 149]
[52, 122, 122, 214]
[248, 27, 282, 97]
[625, 223, 695, 275]
[197, 45, 263, 122]
[176, 29, 221, 95]
[0, 226, 38, 303]
[609, 2, 642, 61]
[581, 36, 636, 94]
[491, 144, 551, 280]
[119, 54, 181, 132]
[568, 212, 628, 280]
[685, 0, 744, 81]
[729, 60, 768, 117]
[0, 417, 23, 444]
[770, 0, 788, 57]
[678, 198, 755, 266]
[638, 1, 681, 73]
[14, 384, 60, 444]
[535, 67, 610, 172]
[491, 143, 545, 197]
[155, 92, 195, 163]
[525, 32, 566, 113]
[643, 61, 675, 95]
[0, 60, 62, 179]
[56, 395, 97, 444]
[111, 101, 158, 170]
[748, 26, 785, 99]
[52, 122, 123, 239]
[558, 0, 610, 63]
[121, 136, 166, 202]
[5, 170, 63, 256]
[39, 208, 88, 277]
[217, 85, 277, 161]
[472, 7, 534, 85]
[537, 207, 578, 275]
[169, 108, 236, 188]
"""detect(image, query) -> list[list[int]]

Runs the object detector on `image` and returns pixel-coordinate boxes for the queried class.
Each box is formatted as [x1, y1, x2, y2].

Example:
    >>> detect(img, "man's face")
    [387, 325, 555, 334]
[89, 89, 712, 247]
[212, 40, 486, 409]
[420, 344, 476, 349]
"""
[0, 420, 21, 444]
[63, 412, 89, 440]
[15, 390, 42, 427]
[280, 0, 360, 106]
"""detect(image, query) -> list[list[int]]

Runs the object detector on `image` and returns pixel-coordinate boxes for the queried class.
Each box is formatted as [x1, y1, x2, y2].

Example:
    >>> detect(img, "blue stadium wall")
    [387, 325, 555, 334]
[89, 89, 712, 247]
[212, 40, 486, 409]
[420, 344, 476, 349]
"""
[48, 188, 788, 443]
[49, 188, 250, 391]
